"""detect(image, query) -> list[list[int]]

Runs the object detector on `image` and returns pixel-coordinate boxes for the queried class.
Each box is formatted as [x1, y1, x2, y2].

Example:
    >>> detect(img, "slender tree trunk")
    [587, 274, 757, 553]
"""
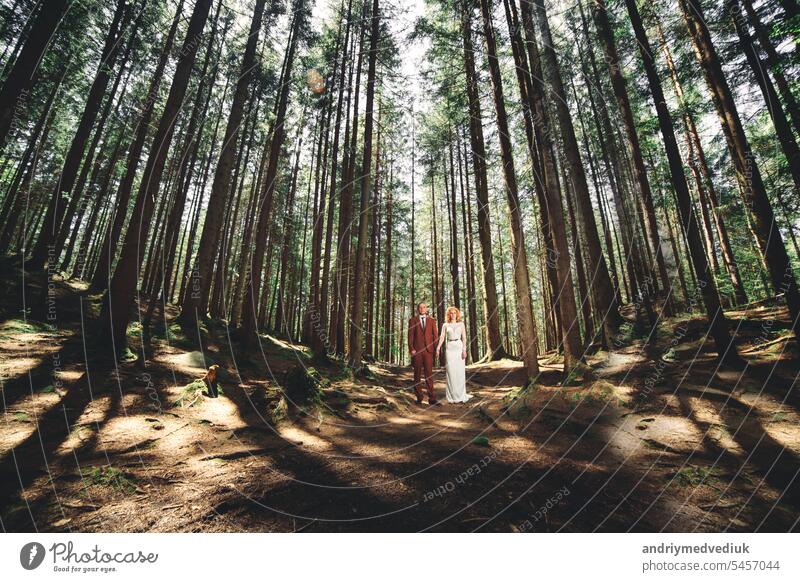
[591, 0, 672, 314]
[275, 120, 305, 335]
[240, 4, 304, 345]
[741, 0, 800, 138]
[459, 1, 506, 360]
[655, 20, 747, 305]
[91, 0, 190, 290]
[347, 0, 380, 369]
[0, 0, 69, 148]
[328, 0, 356, 354]
[479, 0, 541, 377]
[183, 0, 268, 324]
[29, 0, 128, 270]
[382, 165, 393, 360]
[680, 0, 800, 336]
[446, 134, 461, 308]
[727, 0, 800, 194]
[528, 0, 623, 346]
[98, 0, 213, 353]
[458, 131, 480, 362]
[624, 0, 741, 363]
[0, 65, 64, 252]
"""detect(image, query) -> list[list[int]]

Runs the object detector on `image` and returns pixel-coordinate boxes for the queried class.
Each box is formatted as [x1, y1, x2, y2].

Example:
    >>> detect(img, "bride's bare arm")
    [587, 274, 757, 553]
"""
[436, 324, 445, 352]
[461, 323, 467, 359]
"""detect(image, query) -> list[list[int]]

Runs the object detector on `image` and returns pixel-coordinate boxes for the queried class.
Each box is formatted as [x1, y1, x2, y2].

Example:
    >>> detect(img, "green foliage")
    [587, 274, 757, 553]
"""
[83, 466, 137, 495]
[0, 319, 54, 339]
[174, 379, 208, 408]
[559, 381, 620, 409]
[673, 466, 713, 488]
[283, 365, 324, 405]
[502, 383, 540, 418]
[472, 435, 490, 447]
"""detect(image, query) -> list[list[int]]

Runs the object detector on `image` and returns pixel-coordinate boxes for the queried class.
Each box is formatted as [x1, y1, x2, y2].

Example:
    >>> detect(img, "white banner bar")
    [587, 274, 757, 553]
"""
[1, 533, 796, 581]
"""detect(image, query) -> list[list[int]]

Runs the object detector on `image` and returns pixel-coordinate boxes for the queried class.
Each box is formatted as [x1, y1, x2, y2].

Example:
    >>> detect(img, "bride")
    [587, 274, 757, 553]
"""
[436, 306, 473, 404]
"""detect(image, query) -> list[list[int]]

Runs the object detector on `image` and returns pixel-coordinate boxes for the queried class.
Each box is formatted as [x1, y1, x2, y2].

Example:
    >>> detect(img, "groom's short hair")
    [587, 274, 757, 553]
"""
[417, 301, 427, 308]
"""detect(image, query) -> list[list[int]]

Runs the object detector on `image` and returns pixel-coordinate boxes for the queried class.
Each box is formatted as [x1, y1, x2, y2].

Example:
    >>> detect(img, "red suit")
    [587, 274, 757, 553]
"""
[408, 314, 439, 403]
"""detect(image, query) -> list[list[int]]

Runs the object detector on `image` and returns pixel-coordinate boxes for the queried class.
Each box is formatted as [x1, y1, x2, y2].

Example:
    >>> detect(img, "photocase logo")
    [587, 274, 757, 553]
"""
[20, 542, 46, 570]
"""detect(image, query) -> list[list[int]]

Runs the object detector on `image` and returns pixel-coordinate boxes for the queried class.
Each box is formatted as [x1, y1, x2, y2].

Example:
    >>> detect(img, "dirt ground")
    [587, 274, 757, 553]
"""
[1, 276, 799, 532]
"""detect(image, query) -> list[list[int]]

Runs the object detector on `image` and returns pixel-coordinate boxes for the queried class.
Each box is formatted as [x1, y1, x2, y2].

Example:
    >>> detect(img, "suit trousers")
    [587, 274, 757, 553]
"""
[412, 351, 435, 402]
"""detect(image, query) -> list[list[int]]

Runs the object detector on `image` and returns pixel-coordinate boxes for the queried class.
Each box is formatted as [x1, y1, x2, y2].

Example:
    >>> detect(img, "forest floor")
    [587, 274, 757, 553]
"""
[1, 271, 799, 532]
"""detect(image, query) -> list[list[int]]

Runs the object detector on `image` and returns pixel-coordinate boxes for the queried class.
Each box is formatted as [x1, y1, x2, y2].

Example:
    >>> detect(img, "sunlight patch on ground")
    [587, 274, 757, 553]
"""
[159, 350, 214, 376]
[55, 395, 116, 455]
[386, 416, 418, 425]
[431, 417, 470, 430]
[260, 333, 310, 355]
[683, 396, 746, 456]
[278, 425, 332, 450]
[620, 412, 712, 457]
[594, 351, 648, 378]
[759, 419, 800, 454]
[0, 356, 40, 377]
[182, 393, 245, 428]
[468, 358, 522, 370]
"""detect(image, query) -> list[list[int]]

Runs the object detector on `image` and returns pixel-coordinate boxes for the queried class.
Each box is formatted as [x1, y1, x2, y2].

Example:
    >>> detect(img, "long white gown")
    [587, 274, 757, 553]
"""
[439, 322, 472, 403]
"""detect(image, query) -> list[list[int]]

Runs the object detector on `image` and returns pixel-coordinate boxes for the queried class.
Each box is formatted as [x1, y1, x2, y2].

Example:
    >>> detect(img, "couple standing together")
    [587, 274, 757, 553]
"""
[407, 302, 473, 406]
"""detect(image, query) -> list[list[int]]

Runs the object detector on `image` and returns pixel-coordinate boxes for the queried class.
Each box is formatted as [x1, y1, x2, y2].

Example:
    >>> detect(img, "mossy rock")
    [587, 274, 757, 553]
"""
[559, 380, 622, 409]
[472, 436, 490, 447]
[174, 379, 208, 408]
[282, 365, 324, 406]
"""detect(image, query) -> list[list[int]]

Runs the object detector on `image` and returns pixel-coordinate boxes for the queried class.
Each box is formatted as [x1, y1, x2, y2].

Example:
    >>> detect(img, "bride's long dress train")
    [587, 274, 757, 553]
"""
[443, 323, 472, 403]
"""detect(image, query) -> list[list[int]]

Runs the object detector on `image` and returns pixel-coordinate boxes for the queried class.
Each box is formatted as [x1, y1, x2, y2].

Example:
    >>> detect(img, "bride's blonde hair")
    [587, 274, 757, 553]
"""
[445, 306, 462, 322]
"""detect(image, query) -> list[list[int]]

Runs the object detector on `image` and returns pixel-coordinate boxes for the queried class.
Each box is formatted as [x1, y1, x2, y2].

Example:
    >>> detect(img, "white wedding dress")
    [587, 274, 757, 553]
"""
[439, 322, 472, 403]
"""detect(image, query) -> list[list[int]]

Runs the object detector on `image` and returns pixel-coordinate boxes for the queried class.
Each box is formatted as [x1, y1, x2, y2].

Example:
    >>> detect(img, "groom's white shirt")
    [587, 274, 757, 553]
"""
[420, 315, 427, 329]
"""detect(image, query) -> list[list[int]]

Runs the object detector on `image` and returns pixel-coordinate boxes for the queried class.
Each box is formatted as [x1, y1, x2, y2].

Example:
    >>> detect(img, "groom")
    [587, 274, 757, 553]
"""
[408, 302, 440, 406]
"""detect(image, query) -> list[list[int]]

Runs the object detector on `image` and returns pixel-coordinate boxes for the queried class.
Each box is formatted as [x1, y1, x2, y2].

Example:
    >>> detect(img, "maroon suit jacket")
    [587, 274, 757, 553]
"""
[408, 315, 438, 356]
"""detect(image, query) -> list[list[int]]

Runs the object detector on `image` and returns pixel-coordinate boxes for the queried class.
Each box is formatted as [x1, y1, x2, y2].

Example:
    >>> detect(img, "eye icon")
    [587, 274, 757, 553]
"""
[20, 542, 46, 570]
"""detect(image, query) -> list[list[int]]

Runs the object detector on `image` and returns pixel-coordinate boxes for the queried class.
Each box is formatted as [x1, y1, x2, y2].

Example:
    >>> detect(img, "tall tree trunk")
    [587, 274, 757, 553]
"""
[98, 0, 213, 353]
[655, 20, 747, 305]
[741, 0, 800, 138]
[91, 0, 190, 290]
[0, 0, 69, 148]
[459, 0, 507, 360]
[590, 0, 672, 314]
[308, 87, 334, 354]
[510, 0, 585, 361]
[447, 134, 461, 308]
[727, 0, 800, 194]
[29, 0, 128, 270]
[240, 3, 304, 346]
[479, 0, 541, 378]
[183, 0, 268, 325]
[328, 0, 356, 354]
[317, 10, 347, 356]
[347, 0, 380, 369]
[0, 65, 64, 252]
[382, 166, 393, 360]
[274, 120, 305, 335]
[679, 0, 800, 337]
[458, 130, 480, 362]
[624, 0, 741, 363]
[528, 0, 623, 346]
